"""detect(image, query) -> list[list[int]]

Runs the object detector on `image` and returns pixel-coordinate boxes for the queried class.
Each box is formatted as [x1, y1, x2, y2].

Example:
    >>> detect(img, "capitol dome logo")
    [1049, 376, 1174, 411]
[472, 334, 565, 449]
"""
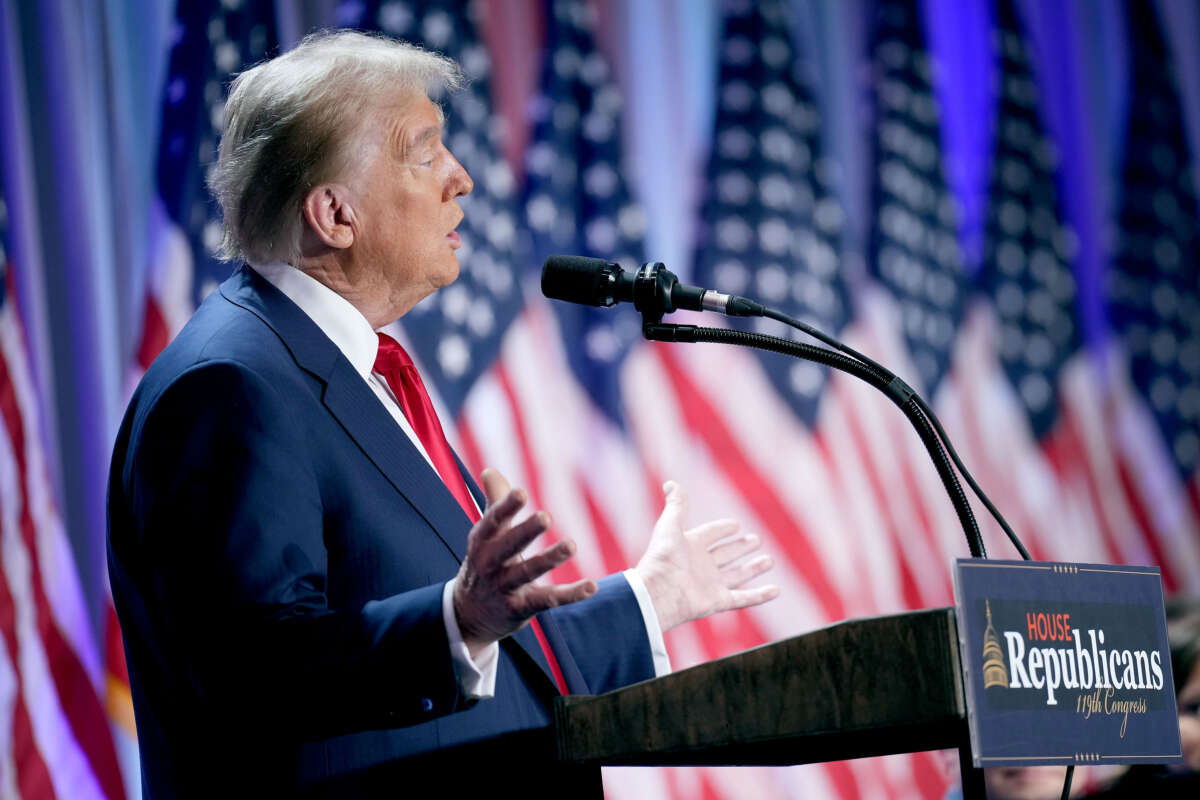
[982, 600, 1009, 689]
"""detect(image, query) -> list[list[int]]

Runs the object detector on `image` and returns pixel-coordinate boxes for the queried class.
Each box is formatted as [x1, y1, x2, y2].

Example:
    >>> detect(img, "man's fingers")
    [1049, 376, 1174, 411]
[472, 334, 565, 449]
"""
[480, 467, 512, 507]
[654, 481, 688, 526]
[708, 533, 761, 567]
[471, 487, 527, 546]
[498, 537, 574, 591]
[693, 519, 740, 548]
[725, 583, 781, 611]
[490, 511, 554, 568]
[721, 553, 774, 589]
[518, 579, 598, 614]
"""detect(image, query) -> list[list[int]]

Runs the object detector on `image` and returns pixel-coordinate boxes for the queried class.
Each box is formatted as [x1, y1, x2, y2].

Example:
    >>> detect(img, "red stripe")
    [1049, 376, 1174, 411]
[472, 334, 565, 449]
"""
[897, 460, 955, 603]
[1042, 414, 1124, 566]
[578, 475, 633, 575]
[0, 328, 126, 799]
[136, 294, 170, 370]
[956, 363, 1050, 561]
[105, 603, 129, 686]
[654, 345, 846, 621]
[489, 363, 576, 694]
[1114, 453, 1177, 588]
[696, 770, 723, 800]
[809, 433, 875, 615]
[0, 548, 58, 800]
[452, 416, 486, 479]
[830, 383, 928, 610]
[492, 363, 584, 583]
[911, 750, 950, 800]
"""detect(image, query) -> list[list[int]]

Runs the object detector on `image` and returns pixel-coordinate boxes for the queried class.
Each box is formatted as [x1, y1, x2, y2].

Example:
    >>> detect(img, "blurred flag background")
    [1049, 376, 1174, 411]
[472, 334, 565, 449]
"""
[0, 0, 1197, 797]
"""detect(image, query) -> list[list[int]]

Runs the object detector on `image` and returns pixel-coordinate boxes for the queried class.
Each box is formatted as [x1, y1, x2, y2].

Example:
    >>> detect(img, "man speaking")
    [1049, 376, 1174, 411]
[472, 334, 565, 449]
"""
[108, 30, 778, 797]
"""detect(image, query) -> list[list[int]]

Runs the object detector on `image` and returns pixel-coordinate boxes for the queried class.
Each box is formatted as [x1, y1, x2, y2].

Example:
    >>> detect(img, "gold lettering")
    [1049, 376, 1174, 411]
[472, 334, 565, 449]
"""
[1097, 694, 1148, 739]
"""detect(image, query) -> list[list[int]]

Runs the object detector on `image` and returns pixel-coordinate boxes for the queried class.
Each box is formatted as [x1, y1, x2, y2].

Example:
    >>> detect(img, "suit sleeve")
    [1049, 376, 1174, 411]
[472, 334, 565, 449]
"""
[542, 574, 657, 694]
[118, 358, 464, 738]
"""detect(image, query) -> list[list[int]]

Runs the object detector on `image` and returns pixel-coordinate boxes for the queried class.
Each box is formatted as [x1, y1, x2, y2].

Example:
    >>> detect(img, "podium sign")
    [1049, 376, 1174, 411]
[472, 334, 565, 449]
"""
[953, 559, 1183, 767]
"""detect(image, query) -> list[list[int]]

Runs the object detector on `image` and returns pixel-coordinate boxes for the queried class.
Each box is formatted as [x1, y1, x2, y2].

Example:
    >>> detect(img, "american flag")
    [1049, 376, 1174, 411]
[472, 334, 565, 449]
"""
[0, 186, 126, 797]
[1106, 0, 1200, 588]
[142, 0, 279, 374]
[108, 1, 1200, 799]
[693, 0, 849, 426]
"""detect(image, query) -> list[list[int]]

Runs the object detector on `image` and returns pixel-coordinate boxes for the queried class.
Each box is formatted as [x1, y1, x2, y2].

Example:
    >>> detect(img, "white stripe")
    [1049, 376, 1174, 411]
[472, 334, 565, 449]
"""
[855, 290, 968, 588]
[1109, 363, 1200, 588]
[670, 321, 873, 615]
[622, 345, 830, 640]
[948, 308, 1098, 563]
[0, 307, 102, 686]
[1059, 352, 1157, 566]
[817, 379, 907, 615]
[146, 201, 198, 336]
[0, 611, 19, 800]
[0, 405, 105, 800]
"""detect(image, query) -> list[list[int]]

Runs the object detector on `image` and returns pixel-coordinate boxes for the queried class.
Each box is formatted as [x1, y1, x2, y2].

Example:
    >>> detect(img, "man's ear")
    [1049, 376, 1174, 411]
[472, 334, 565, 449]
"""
[301, 184, 357, 250]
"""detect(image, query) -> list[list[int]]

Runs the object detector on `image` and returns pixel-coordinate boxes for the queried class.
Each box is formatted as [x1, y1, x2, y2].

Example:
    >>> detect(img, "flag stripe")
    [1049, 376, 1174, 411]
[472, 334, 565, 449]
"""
[135, 294, 169, 372]
[1114, 455, 1177, 588]
[492, 361, 585, 584]
[0, 568, 56, 800]
[0, 303, 124, 800]
[654, 344, 846, 621]
[578, 477, 633, 576]
[831, 384, 924, 609]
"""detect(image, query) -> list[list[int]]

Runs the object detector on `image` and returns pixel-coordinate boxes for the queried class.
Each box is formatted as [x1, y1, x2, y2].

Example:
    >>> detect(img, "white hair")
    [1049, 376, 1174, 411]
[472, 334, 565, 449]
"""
[208, 29, 463, 265]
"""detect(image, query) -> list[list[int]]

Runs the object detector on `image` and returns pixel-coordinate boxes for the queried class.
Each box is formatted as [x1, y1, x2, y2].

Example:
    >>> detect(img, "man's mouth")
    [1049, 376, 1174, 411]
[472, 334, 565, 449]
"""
[446, 230, 462, 248]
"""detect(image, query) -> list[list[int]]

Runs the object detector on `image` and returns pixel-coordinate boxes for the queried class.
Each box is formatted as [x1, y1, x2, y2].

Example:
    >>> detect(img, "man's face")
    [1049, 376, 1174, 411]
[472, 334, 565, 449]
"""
[348, 91, 472, 323]
[1178, 660, 1200, 769]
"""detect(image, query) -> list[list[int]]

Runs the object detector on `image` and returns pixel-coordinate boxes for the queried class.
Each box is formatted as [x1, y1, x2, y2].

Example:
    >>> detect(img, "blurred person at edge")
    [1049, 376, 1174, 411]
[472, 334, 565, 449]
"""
[942, 765, 1082, 800]
[107, 29, 780, 799]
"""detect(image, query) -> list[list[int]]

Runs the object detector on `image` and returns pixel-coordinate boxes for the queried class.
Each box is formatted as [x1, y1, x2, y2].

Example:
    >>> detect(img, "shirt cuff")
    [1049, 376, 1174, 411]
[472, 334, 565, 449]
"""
[442, 579, 498, 699]
[623, 569, 672, 676]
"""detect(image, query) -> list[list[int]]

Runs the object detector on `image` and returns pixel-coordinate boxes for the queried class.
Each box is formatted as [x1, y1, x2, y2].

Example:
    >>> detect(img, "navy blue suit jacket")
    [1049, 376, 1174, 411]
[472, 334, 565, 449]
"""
[107, 266, 655, 797]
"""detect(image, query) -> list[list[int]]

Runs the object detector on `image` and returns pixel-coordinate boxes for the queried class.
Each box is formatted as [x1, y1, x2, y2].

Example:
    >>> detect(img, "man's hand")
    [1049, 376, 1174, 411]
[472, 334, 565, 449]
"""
[633, 481, 780, 632]
[453, 469, 597, 658]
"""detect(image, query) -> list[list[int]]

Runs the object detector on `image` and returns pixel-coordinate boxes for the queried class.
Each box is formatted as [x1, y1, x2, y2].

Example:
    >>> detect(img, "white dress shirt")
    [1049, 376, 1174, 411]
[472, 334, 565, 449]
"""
[250, 262, 670, 698]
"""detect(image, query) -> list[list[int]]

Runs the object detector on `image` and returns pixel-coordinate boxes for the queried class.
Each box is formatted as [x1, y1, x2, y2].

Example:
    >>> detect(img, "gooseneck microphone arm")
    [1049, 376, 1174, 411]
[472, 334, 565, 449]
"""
[750, 304, 1030, 562]
[542, 255, 1033, 563]
[645, 320, 989, 559]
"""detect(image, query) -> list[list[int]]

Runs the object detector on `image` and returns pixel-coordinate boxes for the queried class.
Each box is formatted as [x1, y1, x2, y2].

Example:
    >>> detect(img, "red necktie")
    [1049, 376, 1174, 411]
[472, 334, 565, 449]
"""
[373, 333, 569, 694]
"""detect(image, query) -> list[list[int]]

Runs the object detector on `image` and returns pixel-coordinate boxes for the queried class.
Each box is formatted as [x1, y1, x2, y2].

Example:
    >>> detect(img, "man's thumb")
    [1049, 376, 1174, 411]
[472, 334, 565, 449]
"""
[662, 480, 687, 508]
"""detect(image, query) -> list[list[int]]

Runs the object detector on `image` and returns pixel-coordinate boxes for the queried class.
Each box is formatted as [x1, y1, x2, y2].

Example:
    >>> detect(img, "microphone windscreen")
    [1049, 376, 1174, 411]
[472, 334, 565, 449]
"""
[541, 255, 614, 306]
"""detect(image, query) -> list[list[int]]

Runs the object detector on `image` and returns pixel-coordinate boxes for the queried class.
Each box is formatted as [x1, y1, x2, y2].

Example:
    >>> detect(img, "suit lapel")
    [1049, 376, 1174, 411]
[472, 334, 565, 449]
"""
[221, 266, 472, 561]
[321, 362, 473, 561]
[220, 267, 564, 692]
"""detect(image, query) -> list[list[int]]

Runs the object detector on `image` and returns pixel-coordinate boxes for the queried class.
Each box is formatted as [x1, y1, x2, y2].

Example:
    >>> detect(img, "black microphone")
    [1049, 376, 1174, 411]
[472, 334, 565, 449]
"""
[540, 255, 761, 317]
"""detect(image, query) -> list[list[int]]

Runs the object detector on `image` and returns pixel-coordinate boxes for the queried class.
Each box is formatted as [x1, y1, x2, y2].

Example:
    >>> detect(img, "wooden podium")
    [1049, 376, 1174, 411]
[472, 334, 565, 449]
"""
[554, 607, 988, 797]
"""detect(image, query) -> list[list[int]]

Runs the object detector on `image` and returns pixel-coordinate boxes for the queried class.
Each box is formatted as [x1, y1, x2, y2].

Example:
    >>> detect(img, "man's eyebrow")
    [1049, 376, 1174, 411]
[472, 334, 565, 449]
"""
[404, 123, 442, 153]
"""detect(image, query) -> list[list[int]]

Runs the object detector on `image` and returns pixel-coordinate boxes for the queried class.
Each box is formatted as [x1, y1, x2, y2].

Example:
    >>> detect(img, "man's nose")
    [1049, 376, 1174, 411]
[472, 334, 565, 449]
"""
[445, 152, 473, 199]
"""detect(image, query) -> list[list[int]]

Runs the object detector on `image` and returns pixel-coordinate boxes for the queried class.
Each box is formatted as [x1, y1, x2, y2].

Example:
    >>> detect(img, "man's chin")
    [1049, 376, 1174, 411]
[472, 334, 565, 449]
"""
[440, 258, 461, 286]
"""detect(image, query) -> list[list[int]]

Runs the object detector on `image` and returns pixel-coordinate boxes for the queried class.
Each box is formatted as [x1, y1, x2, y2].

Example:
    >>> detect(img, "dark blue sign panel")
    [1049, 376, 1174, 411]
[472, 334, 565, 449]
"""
[953, 559, 1183, 767]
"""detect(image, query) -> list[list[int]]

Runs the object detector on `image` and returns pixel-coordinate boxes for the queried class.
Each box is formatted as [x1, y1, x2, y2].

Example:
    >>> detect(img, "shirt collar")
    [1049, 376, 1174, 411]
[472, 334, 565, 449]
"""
[249, 261, 378, 379]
